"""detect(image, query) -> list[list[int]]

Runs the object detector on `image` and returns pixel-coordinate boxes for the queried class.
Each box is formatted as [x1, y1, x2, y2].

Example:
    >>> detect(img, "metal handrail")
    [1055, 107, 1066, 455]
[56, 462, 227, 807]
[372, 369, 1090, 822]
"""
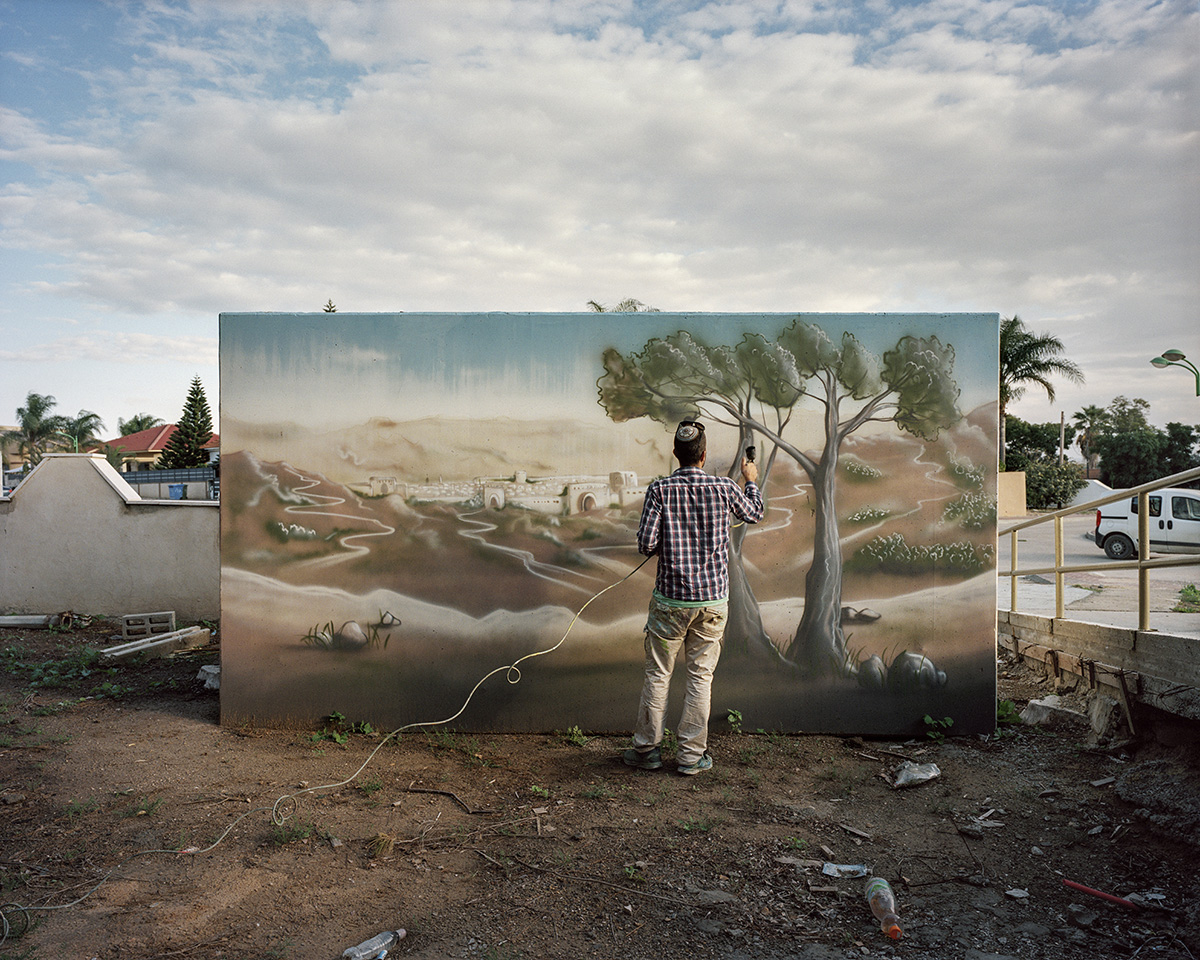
[998, 465, 1200, 630]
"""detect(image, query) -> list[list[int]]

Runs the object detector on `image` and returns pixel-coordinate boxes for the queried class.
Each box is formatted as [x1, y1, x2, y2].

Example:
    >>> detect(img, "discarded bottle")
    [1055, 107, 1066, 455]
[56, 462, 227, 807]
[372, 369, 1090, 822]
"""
[864, 877, 903, 939]
[342, 930, 407, 960]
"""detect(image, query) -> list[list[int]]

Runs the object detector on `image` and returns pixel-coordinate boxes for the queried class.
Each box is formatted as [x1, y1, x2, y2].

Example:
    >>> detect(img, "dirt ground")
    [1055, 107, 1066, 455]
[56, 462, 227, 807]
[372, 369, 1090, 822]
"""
[2, 619, 1197, 960]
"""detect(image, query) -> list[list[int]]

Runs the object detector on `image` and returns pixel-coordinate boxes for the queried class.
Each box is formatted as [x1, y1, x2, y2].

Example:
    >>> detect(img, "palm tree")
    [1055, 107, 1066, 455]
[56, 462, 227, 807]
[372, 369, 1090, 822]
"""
[999, 315, 1084, 469]
[2, 392, 69, 467]
[1071, 404, 1107, 474]
[61, 410, 106, 451]
[586, 298, 660, 312]
[117, 413, 165, 436]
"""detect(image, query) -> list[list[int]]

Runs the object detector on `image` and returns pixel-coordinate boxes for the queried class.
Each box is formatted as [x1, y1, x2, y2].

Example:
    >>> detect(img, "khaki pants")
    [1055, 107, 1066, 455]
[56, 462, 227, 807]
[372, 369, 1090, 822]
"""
[631, 596, 728, 766]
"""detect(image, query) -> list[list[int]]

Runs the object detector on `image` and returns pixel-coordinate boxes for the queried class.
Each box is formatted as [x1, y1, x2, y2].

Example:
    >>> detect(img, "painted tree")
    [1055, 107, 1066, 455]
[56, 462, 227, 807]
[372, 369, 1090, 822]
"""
[598, 319, 962, 675]
[158, 376, 214, 469]
[2, 392, 68, 467]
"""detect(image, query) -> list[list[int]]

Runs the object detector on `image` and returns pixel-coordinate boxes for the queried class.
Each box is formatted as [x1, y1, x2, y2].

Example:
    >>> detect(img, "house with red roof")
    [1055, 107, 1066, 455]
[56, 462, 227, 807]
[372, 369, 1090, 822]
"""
[102, 425, 220, 472]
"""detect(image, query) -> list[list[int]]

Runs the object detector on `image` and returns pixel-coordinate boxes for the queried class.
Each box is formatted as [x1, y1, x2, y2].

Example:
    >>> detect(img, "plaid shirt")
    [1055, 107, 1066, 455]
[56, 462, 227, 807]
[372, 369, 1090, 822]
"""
[637, 466, 764, 603]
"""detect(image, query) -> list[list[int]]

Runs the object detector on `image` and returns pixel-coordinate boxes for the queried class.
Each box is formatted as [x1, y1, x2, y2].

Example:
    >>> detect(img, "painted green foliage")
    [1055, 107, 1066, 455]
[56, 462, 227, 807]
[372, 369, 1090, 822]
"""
[597, 317, 962, 676]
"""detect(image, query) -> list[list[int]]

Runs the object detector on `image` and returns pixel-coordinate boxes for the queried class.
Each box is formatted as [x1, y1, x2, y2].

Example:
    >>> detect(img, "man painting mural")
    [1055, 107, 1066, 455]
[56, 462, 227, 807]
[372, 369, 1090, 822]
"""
[624, 421, 764, 775]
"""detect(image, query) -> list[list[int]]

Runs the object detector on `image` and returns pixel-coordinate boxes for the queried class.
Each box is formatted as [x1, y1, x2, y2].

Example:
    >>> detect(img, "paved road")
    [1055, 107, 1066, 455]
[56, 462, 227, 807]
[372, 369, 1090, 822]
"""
[997, 512, 1200, 638]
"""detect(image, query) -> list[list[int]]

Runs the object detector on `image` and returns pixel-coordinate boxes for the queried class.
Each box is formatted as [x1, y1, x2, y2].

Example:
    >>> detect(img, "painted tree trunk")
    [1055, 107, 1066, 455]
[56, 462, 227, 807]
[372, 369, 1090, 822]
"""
[784, 401, 849, 674]
[722, 433, 779, 660]
[724, 521, 779, 660]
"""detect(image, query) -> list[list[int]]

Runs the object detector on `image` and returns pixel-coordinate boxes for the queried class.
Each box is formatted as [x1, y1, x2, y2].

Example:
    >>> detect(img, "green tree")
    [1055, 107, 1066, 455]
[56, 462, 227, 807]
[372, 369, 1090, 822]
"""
[1072, 404, 1107, 473]
[1024, 462, 1087, 509]
[157, 376, 214, 469]
[2, 392, 68, 467]
[1105, 395, 1152, 433]
[61, 409, 106, 451]
[117, 413, 165, 435]
[1004, 416, 1076, 471]
[1162, 422, 1200, 479]
[1090, 397, 1165, 488]
[323, 299, 337, 313]
[998, 315, 1084, 470]
[598, 319, 962, 676]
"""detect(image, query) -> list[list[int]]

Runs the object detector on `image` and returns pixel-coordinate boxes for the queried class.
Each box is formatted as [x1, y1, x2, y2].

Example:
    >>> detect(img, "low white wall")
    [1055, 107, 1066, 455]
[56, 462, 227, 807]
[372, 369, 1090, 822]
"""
[0, 454, 219, 621]
[1069, 478, 1113, 508]
[998, 471, 1026, 517]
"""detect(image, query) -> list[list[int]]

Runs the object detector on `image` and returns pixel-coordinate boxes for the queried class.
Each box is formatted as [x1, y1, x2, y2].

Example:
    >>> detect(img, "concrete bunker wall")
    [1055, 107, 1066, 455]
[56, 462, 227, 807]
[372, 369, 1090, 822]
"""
[0, 454, 218, 621]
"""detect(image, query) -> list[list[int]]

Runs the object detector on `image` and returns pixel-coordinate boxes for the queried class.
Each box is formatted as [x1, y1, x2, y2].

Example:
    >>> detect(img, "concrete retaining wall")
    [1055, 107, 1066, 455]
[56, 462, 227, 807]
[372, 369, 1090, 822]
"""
[997, 608, 1200, 722]
[0, 454, 219, 621]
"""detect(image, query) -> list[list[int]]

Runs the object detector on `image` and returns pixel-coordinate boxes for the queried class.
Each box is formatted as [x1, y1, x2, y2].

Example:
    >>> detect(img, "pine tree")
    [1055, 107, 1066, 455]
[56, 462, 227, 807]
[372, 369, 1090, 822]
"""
[158, 376, 214, 469]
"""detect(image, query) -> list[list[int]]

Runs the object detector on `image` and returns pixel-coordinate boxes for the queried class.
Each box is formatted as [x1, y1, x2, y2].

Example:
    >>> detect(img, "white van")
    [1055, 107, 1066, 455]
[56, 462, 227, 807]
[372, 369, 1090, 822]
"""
[1094, 487, 1200, 559]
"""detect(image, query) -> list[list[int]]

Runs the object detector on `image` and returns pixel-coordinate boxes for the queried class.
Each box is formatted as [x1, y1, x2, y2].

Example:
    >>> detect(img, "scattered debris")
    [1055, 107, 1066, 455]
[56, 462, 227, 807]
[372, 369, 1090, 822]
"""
[197, 664, 220, 689]
[1061, 878, 1140, 909]
[822, 863, 869, 878]
[101, 625, 210, 660]
[892, 760, 941, 788]
[122, 610, 176, 639]
[1005, 888, 1030, 899]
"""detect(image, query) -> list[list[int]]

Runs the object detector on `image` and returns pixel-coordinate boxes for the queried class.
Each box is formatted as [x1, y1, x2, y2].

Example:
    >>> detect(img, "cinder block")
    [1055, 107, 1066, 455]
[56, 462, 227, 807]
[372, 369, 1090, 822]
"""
[122, 611, 176, 639]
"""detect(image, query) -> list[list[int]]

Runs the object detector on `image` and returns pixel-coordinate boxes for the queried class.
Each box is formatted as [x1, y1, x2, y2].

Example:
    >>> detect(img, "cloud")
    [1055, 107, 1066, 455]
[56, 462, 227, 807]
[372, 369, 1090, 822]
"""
[0, 0, 1196, 424]
[0, 331, 218, 365]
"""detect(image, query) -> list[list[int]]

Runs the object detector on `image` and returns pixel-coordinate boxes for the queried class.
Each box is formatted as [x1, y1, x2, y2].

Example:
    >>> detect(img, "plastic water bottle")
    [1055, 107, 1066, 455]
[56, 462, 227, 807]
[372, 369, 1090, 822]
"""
[342, 930, 407, 960]
[864, 877, 903, 939]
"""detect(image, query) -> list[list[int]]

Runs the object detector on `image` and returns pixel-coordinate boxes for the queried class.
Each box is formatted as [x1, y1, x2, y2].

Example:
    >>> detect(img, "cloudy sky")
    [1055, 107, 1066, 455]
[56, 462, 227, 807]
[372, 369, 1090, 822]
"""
[1, 0, 1196, 444]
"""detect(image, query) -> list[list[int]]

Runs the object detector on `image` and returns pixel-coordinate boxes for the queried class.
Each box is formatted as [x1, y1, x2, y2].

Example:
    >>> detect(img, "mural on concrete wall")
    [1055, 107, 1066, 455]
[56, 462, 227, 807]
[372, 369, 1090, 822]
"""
[220, 312, 999, 735]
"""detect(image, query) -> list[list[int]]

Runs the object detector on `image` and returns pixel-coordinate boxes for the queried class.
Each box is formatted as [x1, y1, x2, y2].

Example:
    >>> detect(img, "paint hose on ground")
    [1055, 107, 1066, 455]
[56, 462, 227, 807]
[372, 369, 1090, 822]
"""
[0, 553, 653, 944]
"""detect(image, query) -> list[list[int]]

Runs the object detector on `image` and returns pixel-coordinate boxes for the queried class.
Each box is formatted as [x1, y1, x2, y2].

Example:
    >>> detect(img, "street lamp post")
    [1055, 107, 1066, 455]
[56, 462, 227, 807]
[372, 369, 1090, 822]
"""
[1150, 348, 1200, 396]
[52, 432, 79, 452]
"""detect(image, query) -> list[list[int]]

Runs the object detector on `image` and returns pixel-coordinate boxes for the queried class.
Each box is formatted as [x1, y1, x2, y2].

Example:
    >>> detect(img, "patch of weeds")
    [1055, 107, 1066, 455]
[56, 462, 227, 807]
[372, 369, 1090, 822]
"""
[310, 711, 351, 745]
[357, 776, 384, 798]
[997, 699, 1022, 725]
[725, 708, 743, 734]
[783, 836, 809, 851]
[529, 784, 550, 799]
[368, 833, 397, 858]
[580, 783, 612, 800]
[923, 714, 954, 742]
[424, 728, 494, 767]
[122, 795, 163, 818]
[623, 863, 645, 882]
[558, 724, 591, 746]
[1, 644, 121, 692]
[677, 816, 715, 833]
[661, 727, 678, 758]
[64, 797, 99, 819]
[1174, 583, 1200, 613]
[271, 819, 316, 845]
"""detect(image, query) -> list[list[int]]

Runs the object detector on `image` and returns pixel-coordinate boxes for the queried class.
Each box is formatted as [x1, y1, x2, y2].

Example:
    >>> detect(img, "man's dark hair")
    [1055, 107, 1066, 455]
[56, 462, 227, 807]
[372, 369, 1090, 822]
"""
[674, 420, 706, 466]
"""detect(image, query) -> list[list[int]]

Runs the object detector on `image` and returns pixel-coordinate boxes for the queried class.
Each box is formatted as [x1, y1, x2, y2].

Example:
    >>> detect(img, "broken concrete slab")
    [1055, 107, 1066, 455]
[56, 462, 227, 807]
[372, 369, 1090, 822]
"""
[100, 626, 209, 660]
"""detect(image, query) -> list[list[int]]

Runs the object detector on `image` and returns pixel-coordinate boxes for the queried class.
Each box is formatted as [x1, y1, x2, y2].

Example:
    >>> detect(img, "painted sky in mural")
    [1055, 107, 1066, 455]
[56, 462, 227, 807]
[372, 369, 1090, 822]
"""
[223, 312, 999, 430]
